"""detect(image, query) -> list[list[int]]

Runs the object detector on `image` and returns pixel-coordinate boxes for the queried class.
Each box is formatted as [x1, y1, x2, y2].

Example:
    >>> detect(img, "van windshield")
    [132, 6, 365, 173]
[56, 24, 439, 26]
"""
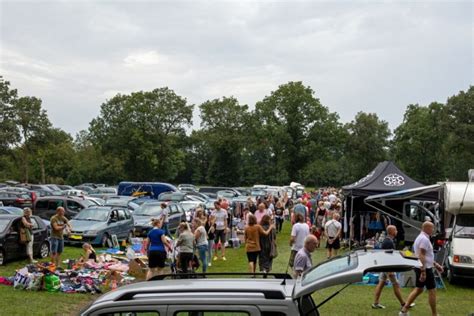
[454, 214, 474, 238]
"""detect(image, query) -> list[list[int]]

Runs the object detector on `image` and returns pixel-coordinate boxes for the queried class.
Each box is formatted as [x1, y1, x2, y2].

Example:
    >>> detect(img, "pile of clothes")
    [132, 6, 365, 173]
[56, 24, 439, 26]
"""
[1, 251, 140, 294]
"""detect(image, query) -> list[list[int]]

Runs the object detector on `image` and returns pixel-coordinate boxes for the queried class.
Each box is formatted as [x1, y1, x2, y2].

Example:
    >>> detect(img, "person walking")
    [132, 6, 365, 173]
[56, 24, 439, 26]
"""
[316, 201, 327, 228]
[274, 201, 285, 233]
[205, 212, 215, 267]
[159, 203, 171, 237]
[293, 198, 307, 220]
[145, 218, 171, 280]
[212, 201, 228, 261]
[193, 218, 209, 273]
[293, 235, 318, 277]
[289, 213, 310, 267]
[372, 225, 414, 310]
[399, 221, 443, 316]
[244, 214, 274, 274]
[21, 208, 35, 263]
[50, 207, 72, 268]
[176, 222, 195, 274]
[259, 215, 276, 273]
[324, 212, 342, 259]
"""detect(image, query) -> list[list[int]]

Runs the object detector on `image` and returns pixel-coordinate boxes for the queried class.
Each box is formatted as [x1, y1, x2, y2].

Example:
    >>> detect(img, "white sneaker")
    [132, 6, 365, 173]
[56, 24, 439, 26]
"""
[399, 311, 410, 316]
[208, 262, 212, 267]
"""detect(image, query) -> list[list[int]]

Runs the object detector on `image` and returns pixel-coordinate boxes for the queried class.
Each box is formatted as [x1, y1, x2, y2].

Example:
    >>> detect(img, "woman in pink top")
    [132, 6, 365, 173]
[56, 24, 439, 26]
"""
[255, 203, 267, 224]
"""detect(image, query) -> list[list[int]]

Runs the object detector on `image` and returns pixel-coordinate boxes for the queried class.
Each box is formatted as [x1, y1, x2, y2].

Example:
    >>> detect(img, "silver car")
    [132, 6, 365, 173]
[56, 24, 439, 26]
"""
[80, 250, 420, 316]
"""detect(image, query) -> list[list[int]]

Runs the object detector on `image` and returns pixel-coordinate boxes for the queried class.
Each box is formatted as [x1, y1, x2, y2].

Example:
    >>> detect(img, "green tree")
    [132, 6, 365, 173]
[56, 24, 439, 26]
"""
[344, 112, 391, 181]
[254, 81, 342, 183]
[392, 103, 447, 184]
[443, 86, 474, 180]
[12, 96, 51, 182]
[0, 76, 19, 150]
[198, 97, 249, 186]
[88, 88, 193, 182]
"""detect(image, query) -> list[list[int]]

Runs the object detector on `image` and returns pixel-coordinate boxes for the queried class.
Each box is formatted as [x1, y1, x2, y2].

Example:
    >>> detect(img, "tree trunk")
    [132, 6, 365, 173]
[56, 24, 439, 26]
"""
[40, 158, 46, 184]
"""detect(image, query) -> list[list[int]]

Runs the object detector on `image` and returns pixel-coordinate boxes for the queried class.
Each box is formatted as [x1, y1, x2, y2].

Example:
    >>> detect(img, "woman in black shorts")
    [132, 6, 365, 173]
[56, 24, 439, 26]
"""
[145, 218, 171, 280]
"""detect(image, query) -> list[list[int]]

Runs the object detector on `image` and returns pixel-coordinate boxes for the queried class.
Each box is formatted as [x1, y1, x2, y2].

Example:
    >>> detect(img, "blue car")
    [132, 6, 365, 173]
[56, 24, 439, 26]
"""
[133, 202, 185, 237]
[66, 206, 134, 247]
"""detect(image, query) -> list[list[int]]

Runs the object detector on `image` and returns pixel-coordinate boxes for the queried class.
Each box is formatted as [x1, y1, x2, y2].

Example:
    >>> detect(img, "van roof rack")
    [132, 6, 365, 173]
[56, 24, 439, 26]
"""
[148, 272, 293, 281]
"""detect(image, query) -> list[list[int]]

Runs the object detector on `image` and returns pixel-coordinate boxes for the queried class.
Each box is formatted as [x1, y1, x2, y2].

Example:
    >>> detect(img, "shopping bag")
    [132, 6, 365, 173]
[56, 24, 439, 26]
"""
[13, 267, 31, 290]
[26, 273, 43, 291]
[44, 274, 61, 292]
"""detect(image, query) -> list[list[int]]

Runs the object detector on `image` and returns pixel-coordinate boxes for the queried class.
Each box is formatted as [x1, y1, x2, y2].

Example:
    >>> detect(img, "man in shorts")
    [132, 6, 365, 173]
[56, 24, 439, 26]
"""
[212, 201, 228, 261]
[324, 212, 342, 258]
[372, 225, 414, 310]
[50, 207, 72, 268]
[400, 221, 443, 316]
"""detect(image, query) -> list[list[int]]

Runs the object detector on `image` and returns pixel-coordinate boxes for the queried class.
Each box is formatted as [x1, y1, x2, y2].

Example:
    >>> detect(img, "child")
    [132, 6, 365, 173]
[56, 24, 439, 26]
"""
[80, 243, 97, 262]
[311, 226, 321, 248]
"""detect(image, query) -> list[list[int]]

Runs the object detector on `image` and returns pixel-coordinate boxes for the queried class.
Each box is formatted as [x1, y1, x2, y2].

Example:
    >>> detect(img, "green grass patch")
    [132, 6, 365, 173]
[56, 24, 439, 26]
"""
[1, 223, 473, 315]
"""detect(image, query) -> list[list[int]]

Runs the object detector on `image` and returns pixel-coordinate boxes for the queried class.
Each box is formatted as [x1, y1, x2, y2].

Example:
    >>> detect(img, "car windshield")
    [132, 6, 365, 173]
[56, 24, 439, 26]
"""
[0, 207, 23, 215]
[454, 214, 474, 237]
[302, 253, 359, 286]
[0, 219, 10, 232]
[134, 204, 164, 216]
[74, 208, 109, 221]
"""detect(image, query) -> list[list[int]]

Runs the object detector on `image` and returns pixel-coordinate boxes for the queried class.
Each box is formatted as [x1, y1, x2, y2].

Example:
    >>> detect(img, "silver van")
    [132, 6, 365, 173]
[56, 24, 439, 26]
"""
[80, 249, 419, 316]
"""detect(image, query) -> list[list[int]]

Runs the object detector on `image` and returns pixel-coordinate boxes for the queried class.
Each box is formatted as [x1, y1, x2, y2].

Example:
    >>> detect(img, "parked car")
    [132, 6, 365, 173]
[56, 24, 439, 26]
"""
[217, 190, 239, 199]
[117, 182, 177, 199]
[158, 192, 198, 203]
[0, 191, 33, 208]
[179, 201, 205, 222]
[199, 186, 241, 197]
[74, 185, 95, 193]
[179, 190, 209, 202]
[104, 197, 140, 212]
[177, 184, 198, 192]
[84, 196, 105, 206]
[66, 206, 134, 247]
[0, 206, 23, 215]
[88, 187, 118, 199]
[57, 185, 74, 190]
[133, 202, 185, 237]
[0, 214, 50, 265]
[80, 249, 420, 316]
[34, 196, 95, 220]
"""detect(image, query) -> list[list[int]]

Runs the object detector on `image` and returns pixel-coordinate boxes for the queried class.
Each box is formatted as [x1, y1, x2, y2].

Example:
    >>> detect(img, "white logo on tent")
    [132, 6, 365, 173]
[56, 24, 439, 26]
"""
[350, 170, 376, 187]
[383, 173, 405, 187]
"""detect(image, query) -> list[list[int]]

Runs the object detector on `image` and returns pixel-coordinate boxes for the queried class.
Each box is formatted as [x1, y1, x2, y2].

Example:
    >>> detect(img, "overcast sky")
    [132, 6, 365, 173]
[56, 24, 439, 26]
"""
[0, 0, 472, 136]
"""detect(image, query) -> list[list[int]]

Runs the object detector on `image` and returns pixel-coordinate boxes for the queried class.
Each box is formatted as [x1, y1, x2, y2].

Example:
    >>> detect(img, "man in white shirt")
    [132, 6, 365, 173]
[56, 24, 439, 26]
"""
[324, 212, 342, 259]
[289, 213, 309, 267]
[399, 221, 443, 316]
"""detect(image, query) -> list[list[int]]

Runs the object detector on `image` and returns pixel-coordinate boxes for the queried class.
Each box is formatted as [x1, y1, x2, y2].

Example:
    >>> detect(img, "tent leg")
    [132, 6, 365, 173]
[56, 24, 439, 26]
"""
[349, 196, 353, 250]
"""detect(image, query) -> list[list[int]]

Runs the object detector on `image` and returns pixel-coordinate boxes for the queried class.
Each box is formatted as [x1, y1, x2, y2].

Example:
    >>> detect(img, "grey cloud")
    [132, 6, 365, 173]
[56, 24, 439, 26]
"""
[0, 0, 472, 135]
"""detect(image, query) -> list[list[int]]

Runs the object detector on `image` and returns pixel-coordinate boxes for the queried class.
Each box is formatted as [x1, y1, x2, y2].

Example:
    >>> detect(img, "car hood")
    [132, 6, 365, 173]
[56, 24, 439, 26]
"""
[292, 250, 421, 299]
[70, 220, 107, 232]
[133, 215, 153, 226]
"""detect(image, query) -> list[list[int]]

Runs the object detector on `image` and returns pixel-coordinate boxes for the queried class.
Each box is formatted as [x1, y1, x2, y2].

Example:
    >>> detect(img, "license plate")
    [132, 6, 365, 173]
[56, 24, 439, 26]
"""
[70, 235, 83, 240]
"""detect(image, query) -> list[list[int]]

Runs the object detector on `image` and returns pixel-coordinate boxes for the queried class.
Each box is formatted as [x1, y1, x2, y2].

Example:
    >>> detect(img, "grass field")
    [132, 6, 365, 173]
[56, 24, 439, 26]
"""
[0, 223, 473, 316]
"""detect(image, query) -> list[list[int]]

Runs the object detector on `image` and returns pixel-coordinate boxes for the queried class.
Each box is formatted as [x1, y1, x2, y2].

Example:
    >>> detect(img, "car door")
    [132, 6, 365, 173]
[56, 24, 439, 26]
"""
[4, 219, 24, 259]
[107, 209, 120, 238]
[116, 209, 128, 239]
[292, 250, 420, 301]
[30, 217, 44, 252]
[168, 204, 182, 232]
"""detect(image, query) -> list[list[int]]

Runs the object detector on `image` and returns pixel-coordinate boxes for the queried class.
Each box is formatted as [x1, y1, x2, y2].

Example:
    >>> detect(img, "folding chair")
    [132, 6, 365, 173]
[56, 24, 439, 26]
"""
[434, 246, 448, 290]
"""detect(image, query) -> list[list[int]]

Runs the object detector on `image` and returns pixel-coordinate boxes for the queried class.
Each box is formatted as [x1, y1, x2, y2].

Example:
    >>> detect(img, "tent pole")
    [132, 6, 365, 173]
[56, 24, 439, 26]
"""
[349, 195, 353, 250]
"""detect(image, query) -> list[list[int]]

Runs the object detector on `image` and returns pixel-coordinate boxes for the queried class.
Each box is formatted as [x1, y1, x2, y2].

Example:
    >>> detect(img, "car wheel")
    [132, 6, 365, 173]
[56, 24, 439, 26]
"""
[0, 249, 5, 266]
[38, 241, 50, 259]
[101, 234, 112, 248]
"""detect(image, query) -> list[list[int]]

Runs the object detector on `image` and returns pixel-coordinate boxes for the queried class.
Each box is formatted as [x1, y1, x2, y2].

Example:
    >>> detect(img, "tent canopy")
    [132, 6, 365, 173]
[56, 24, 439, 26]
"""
[342, 161, 425, 196]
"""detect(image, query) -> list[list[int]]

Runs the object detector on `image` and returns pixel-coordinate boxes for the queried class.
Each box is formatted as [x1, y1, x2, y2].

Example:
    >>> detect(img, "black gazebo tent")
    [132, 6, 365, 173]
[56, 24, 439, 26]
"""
[342, 161, 425, 246]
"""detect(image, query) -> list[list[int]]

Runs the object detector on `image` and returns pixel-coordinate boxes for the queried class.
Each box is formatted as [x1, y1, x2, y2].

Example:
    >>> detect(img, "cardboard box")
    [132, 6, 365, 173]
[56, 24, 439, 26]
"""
[128, 258, 148, 280]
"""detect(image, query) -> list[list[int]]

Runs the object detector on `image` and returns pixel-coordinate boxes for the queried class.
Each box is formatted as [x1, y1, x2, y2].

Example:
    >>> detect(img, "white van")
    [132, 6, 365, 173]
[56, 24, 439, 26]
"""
[443, 182, 474, 284]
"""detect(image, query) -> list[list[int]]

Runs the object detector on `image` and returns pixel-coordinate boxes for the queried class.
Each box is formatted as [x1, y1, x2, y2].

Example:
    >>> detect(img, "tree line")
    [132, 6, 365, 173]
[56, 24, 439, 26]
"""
[0, 76, 472, 187]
